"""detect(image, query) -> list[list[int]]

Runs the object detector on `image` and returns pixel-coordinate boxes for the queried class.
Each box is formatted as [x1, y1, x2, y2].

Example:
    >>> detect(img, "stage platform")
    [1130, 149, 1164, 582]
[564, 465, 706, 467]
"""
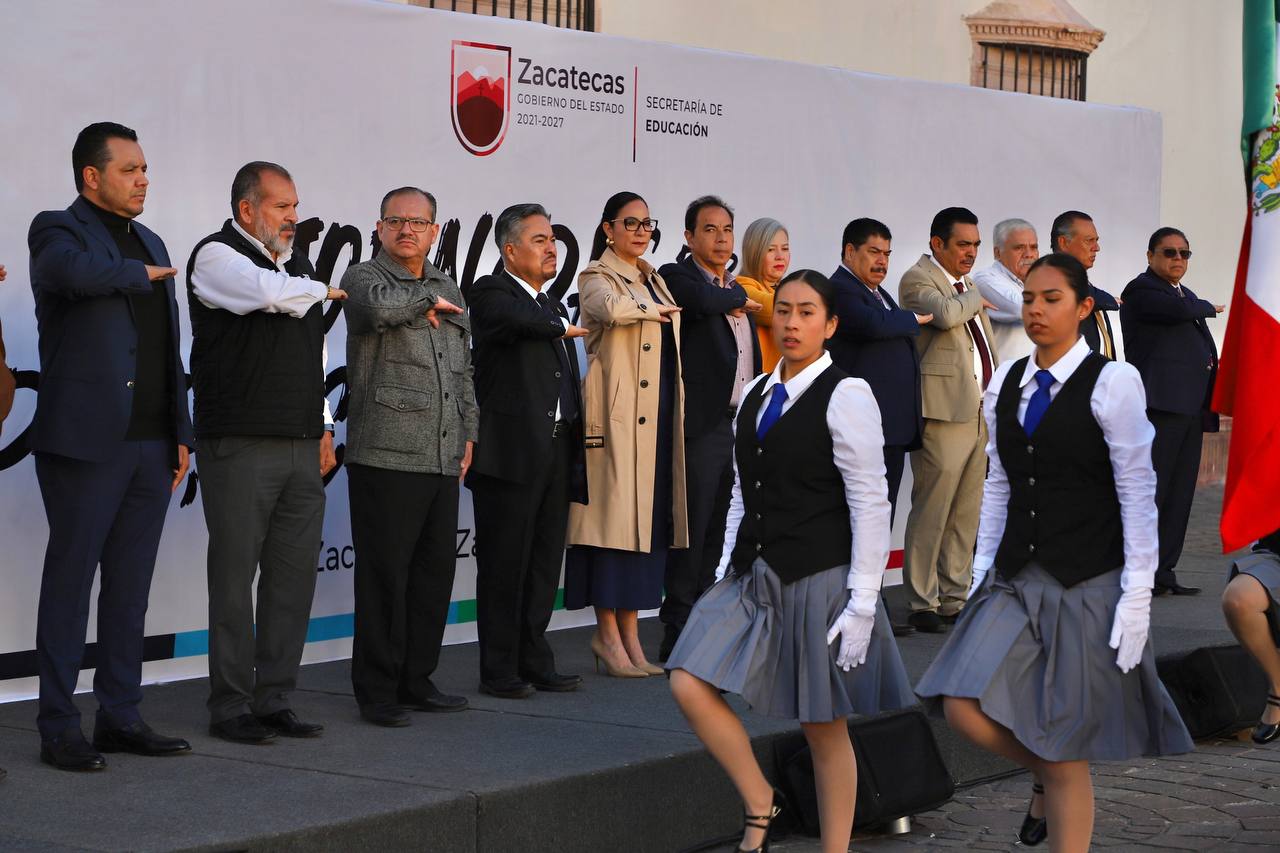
[0, 486, 1239, 852]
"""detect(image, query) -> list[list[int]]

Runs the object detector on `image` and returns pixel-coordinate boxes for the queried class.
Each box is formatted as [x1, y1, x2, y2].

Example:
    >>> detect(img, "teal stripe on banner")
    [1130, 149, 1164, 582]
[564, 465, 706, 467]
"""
[168, 589, 569, 659]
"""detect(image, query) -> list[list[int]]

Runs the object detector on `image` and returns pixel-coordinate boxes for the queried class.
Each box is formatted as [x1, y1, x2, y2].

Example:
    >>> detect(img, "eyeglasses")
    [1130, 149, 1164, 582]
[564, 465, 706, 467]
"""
[382, 216, 434, 232]
[1158, 248, 1192, 260]
[612, 217, 658, 233]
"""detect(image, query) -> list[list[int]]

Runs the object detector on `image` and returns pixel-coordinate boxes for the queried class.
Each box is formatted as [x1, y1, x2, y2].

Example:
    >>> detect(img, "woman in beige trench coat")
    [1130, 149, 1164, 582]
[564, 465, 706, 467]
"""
[565, 192, 689, 677]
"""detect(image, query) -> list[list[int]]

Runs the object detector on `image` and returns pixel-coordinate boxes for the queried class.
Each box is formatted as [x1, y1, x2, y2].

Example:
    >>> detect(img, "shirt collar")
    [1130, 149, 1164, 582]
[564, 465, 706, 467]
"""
[993, 260, 1022, 285]
[840, 262, 877, 291]
[82, 196, 135, 237]
[232, 219, 293, 268]
[761, 351, 833, 399]
[504, 267, 544, 300]
[930, 254, 965, 287]
[1019, 335, 1091, 389]
[693, 256, 733, 287]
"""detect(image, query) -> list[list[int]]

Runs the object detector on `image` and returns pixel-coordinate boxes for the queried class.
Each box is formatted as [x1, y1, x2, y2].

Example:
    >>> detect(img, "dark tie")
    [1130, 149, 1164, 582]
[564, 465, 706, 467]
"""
[756, 384, 788, 440]
[953, 281, 993, 390]
[536, 292, 579, 424]
[871, 287, 889, 310]
[1022, 370, 1055, 435]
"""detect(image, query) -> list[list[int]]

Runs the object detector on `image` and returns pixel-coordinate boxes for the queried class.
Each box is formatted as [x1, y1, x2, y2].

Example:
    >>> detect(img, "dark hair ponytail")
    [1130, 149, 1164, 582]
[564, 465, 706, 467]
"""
[591, 191, 646, 261]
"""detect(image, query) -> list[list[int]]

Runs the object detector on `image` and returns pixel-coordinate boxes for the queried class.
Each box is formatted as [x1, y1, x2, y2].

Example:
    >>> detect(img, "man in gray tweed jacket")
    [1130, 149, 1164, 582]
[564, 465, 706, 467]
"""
[340, 186, 478, 727]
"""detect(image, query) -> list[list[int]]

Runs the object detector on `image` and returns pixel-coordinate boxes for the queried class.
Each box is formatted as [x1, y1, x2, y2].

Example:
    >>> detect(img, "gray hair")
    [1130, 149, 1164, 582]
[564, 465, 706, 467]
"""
[738, 217, 788, 283]
[494, 203, 550, 251]
[230, 161, 292, 218]
[992, 218, 1036, 250]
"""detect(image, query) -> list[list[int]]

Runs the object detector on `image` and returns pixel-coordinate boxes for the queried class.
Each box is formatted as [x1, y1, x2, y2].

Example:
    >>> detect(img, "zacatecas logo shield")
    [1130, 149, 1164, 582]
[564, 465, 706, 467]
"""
[451, 41, 511, 157]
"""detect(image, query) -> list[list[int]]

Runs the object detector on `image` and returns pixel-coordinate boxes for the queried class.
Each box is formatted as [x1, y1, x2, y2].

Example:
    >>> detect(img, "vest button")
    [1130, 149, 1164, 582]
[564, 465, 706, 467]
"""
[756, 543, 762, 552]
[642, 343, 652, 351]
[398, 403, 405, 410]
[1028, 477, 1036, 486]
[638, 416, 646, 424]
[756, 448, 763, 456]
[437, 351, 444, 358]
[755, 512, 761, 520]
[126, 380, 135, 389]
[555, 371, 562, 378]
[1027, 445, 1034, 454]
[1030, 510, 1036, 518]
[754, 481, 761, 489]
[547, 411, 555, 418]
[445, 392, 450, 399]
[640, 380, 649, 388]
[1029, 544, 1036, 553]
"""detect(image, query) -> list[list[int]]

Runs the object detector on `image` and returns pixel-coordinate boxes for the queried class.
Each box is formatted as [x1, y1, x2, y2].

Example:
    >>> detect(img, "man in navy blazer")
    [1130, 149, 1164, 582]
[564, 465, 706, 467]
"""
[658, 196, 762, 659]
[827, 218, 931, 521]
[1121, 226, 1224, 596]
[27, 123, 193, 770]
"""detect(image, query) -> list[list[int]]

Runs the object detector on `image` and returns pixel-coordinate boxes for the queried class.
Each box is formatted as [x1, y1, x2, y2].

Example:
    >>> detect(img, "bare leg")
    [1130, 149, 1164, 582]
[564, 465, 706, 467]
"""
[669, 668, 773, 850]
[1040, 759, 1093, 853]
[943, 698, 1053, 835]
[617, 610, 653, 667]
[800, 719, 857, 853]
[592, 607, 634, 671]
[1223, 575, 1280, 724]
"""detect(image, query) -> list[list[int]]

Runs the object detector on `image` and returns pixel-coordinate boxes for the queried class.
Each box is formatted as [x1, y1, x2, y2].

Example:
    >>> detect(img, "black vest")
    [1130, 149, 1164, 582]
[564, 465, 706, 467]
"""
[994, 353, 1124, 586]
[186, 220, 325, 440]
[731, 364, 853, 584]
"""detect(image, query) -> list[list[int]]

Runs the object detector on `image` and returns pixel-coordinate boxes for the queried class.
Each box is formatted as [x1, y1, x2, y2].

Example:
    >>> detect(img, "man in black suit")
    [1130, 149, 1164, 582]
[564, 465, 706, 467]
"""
[467, 203, 588, 698]
[657, 196, 762, 659]
[1051, 210, 1121, 358]
[27, 122, 193, 770]
[1121, 226, 1224, 596]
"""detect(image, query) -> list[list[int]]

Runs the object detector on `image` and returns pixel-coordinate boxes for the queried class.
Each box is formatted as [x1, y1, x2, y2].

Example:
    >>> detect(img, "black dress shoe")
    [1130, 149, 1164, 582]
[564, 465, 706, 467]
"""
[360, 703, 411, 727]
[890, 622, 916, 637]
[1161, 583, 1201, 596]
[658, 624, 681, 663]
[1019, 782, 1048, 846]
[256, 709, 324, 737]
[479, 677, 536, 699]
[93, 721, 191, 756]
[400, 687, 469, 713]
[939, 610, 963, 625]
[210, 713, 278, 744]
[907, 611, 945, 633]
[521, 672, 583, 692]
[40, 731, 106, 771]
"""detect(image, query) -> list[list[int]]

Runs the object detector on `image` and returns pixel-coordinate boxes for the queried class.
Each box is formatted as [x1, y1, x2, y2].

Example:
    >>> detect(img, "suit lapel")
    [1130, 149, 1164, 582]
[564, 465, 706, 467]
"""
[70, 197, 119, 260]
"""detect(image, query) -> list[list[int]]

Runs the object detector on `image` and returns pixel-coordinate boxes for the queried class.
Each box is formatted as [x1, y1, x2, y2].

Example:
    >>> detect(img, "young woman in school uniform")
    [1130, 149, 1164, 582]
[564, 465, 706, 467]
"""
[915, 252, 1193, 852]
[666, 270, 915, 853]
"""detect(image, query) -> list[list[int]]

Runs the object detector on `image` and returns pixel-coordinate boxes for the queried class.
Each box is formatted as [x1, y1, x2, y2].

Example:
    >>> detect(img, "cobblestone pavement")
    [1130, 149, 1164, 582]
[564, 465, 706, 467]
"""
[767, 735, 1280, 852]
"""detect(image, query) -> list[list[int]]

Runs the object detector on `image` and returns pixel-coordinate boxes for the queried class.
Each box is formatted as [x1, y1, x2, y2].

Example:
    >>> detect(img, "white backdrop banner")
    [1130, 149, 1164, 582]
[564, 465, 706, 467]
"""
[0, 0, 1161, 701]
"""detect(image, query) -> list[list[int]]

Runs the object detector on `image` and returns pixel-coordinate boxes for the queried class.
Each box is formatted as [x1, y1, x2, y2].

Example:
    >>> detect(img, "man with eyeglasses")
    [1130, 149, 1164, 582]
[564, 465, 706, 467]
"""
[189, 161, 344, 744]
[657, 195, 762, 660]
[338, 186, 476, 726]
[1050, 210, 1121, 359]
[1121, 226, 1224, 597]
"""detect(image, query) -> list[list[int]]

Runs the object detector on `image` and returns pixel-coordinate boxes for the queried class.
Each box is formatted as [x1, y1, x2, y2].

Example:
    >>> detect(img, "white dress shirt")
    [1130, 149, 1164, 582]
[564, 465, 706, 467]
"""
[716, 352, 891, 597]
[973, 337, 1158, 592]
[190, 220, 333, 426]
[840, 263, 890, 309]
[971, 260, 1034, 363]
[506, 267, 569, 420]
[933, 256, 994, 390]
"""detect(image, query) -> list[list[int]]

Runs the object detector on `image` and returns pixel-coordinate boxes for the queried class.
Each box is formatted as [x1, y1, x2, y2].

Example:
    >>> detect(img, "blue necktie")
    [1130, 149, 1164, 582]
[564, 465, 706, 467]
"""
[1022, 370, 1055, 435]
[756, 384, 788, 440]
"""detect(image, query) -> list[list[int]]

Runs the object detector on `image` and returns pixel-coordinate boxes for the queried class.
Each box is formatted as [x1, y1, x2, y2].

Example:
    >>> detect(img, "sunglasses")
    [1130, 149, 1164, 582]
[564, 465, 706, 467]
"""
[1158, 248, 1192, 260]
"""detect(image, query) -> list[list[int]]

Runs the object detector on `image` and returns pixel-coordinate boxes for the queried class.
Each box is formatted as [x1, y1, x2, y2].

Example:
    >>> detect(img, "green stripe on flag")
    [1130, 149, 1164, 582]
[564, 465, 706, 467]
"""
[1243, 0, 1279, 163]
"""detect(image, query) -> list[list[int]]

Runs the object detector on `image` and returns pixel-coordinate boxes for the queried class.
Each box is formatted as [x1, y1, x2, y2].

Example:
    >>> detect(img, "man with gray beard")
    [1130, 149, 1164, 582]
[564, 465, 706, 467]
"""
[187, 161, 346, 744]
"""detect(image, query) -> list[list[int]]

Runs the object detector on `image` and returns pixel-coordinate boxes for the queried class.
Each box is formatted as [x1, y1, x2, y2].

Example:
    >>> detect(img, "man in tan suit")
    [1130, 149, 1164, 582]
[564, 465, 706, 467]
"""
[898, 207, 999, 633]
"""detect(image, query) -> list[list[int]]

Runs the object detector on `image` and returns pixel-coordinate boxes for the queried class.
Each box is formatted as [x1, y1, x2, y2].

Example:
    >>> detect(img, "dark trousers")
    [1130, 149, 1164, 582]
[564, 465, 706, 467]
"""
[471, 431, 571, 682]
[1149, 409, 1204, 586]
[34, 441, 172, 741]
[197, 436, 324, 723]
[661, 417, 734, 631]
[347, 464, 459, 708]
[884, 444, 907, 526]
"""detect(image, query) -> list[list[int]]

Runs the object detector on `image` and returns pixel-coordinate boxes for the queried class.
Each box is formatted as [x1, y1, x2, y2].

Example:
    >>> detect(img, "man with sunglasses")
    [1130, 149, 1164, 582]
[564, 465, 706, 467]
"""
[338, 187, 475, 726]
[1121, 226, 1225, 596]
[189, 161, 344, 743]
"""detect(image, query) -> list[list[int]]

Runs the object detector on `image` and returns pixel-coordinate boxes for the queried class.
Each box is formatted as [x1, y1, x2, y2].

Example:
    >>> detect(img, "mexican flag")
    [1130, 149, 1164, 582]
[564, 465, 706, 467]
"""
[1215, 0, 1280, 551]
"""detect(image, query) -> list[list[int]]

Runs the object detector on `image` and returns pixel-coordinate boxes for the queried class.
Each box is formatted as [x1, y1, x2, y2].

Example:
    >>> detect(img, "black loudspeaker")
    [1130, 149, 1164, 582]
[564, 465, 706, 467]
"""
[1157, 644, 1268, 740]
[773, 709, 955, 836]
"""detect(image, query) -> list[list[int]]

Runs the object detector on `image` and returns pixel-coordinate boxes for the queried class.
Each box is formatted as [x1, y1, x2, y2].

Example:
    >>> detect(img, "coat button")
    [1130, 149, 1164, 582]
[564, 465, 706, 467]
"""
[126, 380, 136, 389]
[642, 343, 652, 351]
[398, 403, 405, 410]
[639, 304, 648, 311]
[555, 371, 562, 378]
[640, 380, 649, 388]
[437, 351, 444, 358]
[547, 411, 555, 418]
[638, 416, 646, 424]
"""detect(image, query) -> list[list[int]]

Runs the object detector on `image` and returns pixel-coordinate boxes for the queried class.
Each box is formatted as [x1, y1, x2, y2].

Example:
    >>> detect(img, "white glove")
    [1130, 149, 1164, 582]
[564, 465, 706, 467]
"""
[966, 564, 990, 600]
[1108, 587, 1151, 673]
[826, 589, 878, 671]
[714, 558, 730, 583]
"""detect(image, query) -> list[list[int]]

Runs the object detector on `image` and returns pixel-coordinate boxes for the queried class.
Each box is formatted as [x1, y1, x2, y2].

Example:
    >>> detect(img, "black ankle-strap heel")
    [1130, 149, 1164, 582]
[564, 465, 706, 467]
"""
[1253, 693, 1280, 745]
[1018, 781, 1048, 846]
[737, 789, 784, 853]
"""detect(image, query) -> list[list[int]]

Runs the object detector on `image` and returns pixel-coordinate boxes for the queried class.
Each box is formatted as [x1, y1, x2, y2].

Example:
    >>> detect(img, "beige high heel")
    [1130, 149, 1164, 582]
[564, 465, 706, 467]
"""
[629, 658, 664, 676]
[590, 636, 648, 678]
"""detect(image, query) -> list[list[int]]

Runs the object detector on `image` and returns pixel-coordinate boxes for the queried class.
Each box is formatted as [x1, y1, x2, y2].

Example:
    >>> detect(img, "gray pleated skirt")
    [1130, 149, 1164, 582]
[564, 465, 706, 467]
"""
[915, 563, 1193, 762]
[1229, 551, 1280, 646]
[664, 558, 917, 723]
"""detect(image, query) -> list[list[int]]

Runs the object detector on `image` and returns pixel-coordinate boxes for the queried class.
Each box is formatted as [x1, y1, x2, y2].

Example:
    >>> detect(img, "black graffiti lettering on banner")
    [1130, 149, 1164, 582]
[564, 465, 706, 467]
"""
[0, 369, 37, 472]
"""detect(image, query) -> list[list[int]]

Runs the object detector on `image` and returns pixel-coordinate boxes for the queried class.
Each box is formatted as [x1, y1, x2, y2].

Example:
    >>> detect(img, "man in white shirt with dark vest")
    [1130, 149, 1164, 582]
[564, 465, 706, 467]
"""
[187, 161, 345, 744]
[898, 207, 1000, 633]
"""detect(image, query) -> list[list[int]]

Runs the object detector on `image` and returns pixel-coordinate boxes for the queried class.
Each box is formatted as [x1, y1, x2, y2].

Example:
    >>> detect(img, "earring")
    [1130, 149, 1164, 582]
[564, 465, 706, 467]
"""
[606, 237, 614, 246]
